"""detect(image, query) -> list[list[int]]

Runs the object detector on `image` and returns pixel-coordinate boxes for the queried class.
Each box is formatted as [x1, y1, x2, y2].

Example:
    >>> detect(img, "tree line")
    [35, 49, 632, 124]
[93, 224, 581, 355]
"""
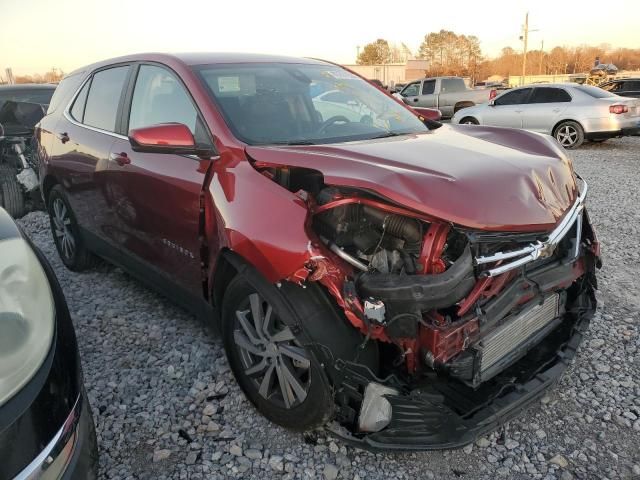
[357, 31, 640, 81]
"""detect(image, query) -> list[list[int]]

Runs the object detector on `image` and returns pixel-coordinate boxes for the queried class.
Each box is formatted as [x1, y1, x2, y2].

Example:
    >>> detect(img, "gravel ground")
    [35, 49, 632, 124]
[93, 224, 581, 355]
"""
[18, 136, 640, 480]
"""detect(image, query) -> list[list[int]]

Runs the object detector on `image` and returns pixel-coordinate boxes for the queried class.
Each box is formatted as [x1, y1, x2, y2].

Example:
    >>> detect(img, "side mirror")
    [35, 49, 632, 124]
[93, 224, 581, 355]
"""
[129, 123, 216, 158]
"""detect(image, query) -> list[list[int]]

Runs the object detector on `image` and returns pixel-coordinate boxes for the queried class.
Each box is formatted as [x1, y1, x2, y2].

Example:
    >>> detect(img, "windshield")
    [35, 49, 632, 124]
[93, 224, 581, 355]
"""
[574, 85, 617, 99]
[195, 63, 428, 145]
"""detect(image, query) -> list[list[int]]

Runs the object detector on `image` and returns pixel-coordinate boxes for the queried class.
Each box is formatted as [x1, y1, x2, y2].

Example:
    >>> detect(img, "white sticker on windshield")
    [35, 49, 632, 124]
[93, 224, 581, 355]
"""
[218, 76, 241, 93]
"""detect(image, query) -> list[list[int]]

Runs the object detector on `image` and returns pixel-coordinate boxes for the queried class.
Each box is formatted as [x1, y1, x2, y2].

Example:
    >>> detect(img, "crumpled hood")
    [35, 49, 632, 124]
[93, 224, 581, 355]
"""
[246, 125, 578, 232]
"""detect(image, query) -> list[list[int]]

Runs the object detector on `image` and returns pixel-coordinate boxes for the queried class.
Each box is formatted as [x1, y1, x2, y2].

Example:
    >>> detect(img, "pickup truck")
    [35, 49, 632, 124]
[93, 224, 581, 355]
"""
[396, 76, 496, 118]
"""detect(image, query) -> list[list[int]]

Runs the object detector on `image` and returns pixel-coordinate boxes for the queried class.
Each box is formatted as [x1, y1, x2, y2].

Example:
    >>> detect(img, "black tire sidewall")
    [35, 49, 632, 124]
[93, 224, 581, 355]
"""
[460, 116, 479, 125]
[0, 166, 26, 218]
[221, 275, 334, 431]
[47, 185, 90, 270]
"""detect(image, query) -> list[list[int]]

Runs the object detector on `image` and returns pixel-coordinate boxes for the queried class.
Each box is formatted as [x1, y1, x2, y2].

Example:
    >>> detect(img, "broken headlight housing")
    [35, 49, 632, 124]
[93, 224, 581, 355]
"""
[0, 238, 55, 406]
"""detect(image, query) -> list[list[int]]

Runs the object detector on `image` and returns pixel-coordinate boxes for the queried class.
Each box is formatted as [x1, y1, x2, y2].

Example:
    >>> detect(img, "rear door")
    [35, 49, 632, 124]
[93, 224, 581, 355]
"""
[521, 87, 572, 133]
[104, 63, 215, 297]
[45, 65, 131, 239]
[482, 88, 532, 128]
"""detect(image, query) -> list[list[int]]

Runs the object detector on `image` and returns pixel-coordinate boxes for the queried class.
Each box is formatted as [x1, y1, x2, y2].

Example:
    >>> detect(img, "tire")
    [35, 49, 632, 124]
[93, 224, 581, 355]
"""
[0, 165, 26, 218]
[459, 116, 479, 125]
[47, 185, 99, 271]
[553, 121, 584, 149]
[221, 274, 376, 431]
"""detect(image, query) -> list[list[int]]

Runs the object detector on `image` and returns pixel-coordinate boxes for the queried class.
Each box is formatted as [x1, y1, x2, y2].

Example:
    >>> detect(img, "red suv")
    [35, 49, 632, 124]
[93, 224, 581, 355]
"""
[36, 53, 600, 450]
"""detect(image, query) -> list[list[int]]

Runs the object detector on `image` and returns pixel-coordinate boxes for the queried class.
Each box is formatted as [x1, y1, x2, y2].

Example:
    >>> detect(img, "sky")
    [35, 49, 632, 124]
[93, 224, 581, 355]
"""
[1, 0, 639, 76]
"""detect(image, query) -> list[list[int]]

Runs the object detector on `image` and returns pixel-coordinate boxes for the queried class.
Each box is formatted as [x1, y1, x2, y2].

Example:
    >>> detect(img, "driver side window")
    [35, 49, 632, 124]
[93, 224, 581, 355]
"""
[494, 88, 532, 106]
[128, 64, 208, 144]
[401, 82, 420, 97]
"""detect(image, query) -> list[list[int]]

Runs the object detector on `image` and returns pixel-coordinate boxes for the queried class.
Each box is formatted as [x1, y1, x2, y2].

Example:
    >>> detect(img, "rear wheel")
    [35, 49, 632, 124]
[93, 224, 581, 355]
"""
[553, 121, 584, 149]
[459, 116, 479, 125]
[47, 185, 99, 271]
[0, 165, 26, 218]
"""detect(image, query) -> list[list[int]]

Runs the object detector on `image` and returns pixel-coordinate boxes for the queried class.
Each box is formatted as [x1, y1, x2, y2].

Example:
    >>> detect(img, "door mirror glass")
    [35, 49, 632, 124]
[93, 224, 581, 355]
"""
[129, 123, 214, 157]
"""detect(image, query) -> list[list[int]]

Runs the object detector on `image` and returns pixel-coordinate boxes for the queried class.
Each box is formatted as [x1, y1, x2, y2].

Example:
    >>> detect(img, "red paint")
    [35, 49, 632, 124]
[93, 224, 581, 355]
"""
[36, 53, 597, 377]
[410, 106, 442, 121]
[129, 123, 195, 147]
[417, 223, 449, 274]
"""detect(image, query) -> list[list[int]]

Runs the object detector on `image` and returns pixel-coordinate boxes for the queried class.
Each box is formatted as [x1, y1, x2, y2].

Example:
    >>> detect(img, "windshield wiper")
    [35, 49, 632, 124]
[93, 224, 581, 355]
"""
[269, 140, 316, 146]
[368, 131, 403, 140]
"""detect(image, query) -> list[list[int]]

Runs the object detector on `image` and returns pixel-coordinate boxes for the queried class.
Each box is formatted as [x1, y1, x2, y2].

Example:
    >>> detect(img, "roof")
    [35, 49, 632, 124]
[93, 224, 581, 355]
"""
[67, 52, 329, 76]
[0, 83, 57, 90]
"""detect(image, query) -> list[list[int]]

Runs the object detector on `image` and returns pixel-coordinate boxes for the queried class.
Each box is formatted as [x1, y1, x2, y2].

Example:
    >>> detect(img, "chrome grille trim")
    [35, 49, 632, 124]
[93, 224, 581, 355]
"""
[475, 176, 587, 277]
[480, 293, 560, 372]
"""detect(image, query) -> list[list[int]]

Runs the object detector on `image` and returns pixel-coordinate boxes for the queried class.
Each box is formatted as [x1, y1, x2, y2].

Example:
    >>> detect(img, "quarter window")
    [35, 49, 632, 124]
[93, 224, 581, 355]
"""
[529, 87, 571, 103]
[128, 65, 202, 142]
[83, 66, 130, 132]
[494, 88, 532, 106]
[70, 81, 90, 122]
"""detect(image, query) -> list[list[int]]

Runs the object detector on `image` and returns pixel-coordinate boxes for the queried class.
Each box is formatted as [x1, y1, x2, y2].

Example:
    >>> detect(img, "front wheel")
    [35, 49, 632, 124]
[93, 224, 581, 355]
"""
[0, 165, 26, 218]
[222, 276, 333, 430]
[553, 121, 584, 149]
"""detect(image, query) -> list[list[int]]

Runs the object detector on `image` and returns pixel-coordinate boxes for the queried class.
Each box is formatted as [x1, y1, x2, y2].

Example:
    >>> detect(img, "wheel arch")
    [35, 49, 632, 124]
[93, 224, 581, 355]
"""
[41, 174, 60, 205]
[551, 118, 584, 136]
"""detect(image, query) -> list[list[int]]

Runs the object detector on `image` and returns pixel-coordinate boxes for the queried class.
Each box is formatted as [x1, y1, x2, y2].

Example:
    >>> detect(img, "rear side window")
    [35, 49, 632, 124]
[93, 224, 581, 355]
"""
[128, 65, 205, 143]
[440, 78, 466, 93]
[626, 81, 640, 91]
[70, 81, 90, 122]
[574, 85, 616, 98]
[529, 87, 571, 103]
[83, 66, 129, 132]
[422, 80, 436, 95]
[494, 88, 532, 105]
[47, 73, 83, 114]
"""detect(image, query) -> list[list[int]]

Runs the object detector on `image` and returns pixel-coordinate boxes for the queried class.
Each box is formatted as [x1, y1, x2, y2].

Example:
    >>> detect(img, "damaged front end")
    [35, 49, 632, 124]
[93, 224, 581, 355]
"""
[252, 160, 599, 450]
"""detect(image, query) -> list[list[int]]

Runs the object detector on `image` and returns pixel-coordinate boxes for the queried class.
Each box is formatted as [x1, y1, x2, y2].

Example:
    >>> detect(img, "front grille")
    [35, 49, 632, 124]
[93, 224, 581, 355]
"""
[480, 293, 560, 373]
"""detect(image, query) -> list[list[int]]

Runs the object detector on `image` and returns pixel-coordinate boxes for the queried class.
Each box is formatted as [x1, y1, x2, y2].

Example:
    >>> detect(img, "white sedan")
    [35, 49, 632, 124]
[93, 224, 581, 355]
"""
[451, 83, 640, 148]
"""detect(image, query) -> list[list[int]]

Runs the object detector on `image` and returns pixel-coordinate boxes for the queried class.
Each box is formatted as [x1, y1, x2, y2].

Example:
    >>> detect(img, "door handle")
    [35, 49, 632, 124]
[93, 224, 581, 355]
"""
[514, 110, 523, 113]
[413, 98, 419, 102]
[109, 152, 130, 166]
[552, 108, 561, 113]
[57, 132, 69, 143]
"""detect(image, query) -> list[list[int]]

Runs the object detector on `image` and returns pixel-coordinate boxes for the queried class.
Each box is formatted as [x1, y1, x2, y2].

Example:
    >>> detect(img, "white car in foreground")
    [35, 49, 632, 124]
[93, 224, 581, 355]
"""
[451, 83, 640, 148]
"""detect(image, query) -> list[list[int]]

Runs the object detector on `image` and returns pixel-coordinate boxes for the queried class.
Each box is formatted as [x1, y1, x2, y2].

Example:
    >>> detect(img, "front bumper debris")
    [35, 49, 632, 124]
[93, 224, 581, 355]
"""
[328, 283, 595, 451]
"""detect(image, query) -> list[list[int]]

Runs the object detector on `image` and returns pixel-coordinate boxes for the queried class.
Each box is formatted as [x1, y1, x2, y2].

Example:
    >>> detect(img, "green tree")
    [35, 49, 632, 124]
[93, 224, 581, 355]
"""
[357, 39, 391, 65]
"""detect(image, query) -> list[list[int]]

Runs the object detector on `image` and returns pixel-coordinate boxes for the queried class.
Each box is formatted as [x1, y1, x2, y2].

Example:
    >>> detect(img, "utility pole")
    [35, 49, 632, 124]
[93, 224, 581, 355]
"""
[356, 46, 360, 62]
[539, 40, 544, 74]
[521, 12, 529, 86]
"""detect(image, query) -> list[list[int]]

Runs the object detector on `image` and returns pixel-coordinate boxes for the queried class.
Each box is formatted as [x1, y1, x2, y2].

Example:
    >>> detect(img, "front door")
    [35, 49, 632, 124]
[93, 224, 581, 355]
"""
[104, 63, 215, 297]
[483, 87, 532, 128]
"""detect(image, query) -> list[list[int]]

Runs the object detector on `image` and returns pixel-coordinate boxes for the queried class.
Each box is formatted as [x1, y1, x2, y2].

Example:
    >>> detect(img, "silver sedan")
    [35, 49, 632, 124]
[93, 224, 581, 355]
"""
[451, 83, 640, 148]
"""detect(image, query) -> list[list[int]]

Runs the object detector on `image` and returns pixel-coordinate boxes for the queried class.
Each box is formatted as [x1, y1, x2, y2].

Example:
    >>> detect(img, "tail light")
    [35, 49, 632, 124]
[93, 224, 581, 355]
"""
[489, 89, 498, 100]
[610, 104, 629, 114]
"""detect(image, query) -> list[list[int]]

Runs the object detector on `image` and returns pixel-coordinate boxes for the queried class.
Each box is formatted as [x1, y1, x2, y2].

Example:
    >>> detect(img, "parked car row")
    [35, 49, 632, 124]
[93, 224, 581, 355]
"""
[14, 51, 600, 458]
[451, 83, 640, 148]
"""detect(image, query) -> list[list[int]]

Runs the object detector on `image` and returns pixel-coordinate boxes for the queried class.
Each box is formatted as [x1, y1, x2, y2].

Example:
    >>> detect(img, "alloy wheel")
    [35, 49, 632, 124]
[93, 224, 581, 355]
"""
[52, 198, 75, 260]
[556, 125, 578, 147]
[234, 293, 311, 409]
